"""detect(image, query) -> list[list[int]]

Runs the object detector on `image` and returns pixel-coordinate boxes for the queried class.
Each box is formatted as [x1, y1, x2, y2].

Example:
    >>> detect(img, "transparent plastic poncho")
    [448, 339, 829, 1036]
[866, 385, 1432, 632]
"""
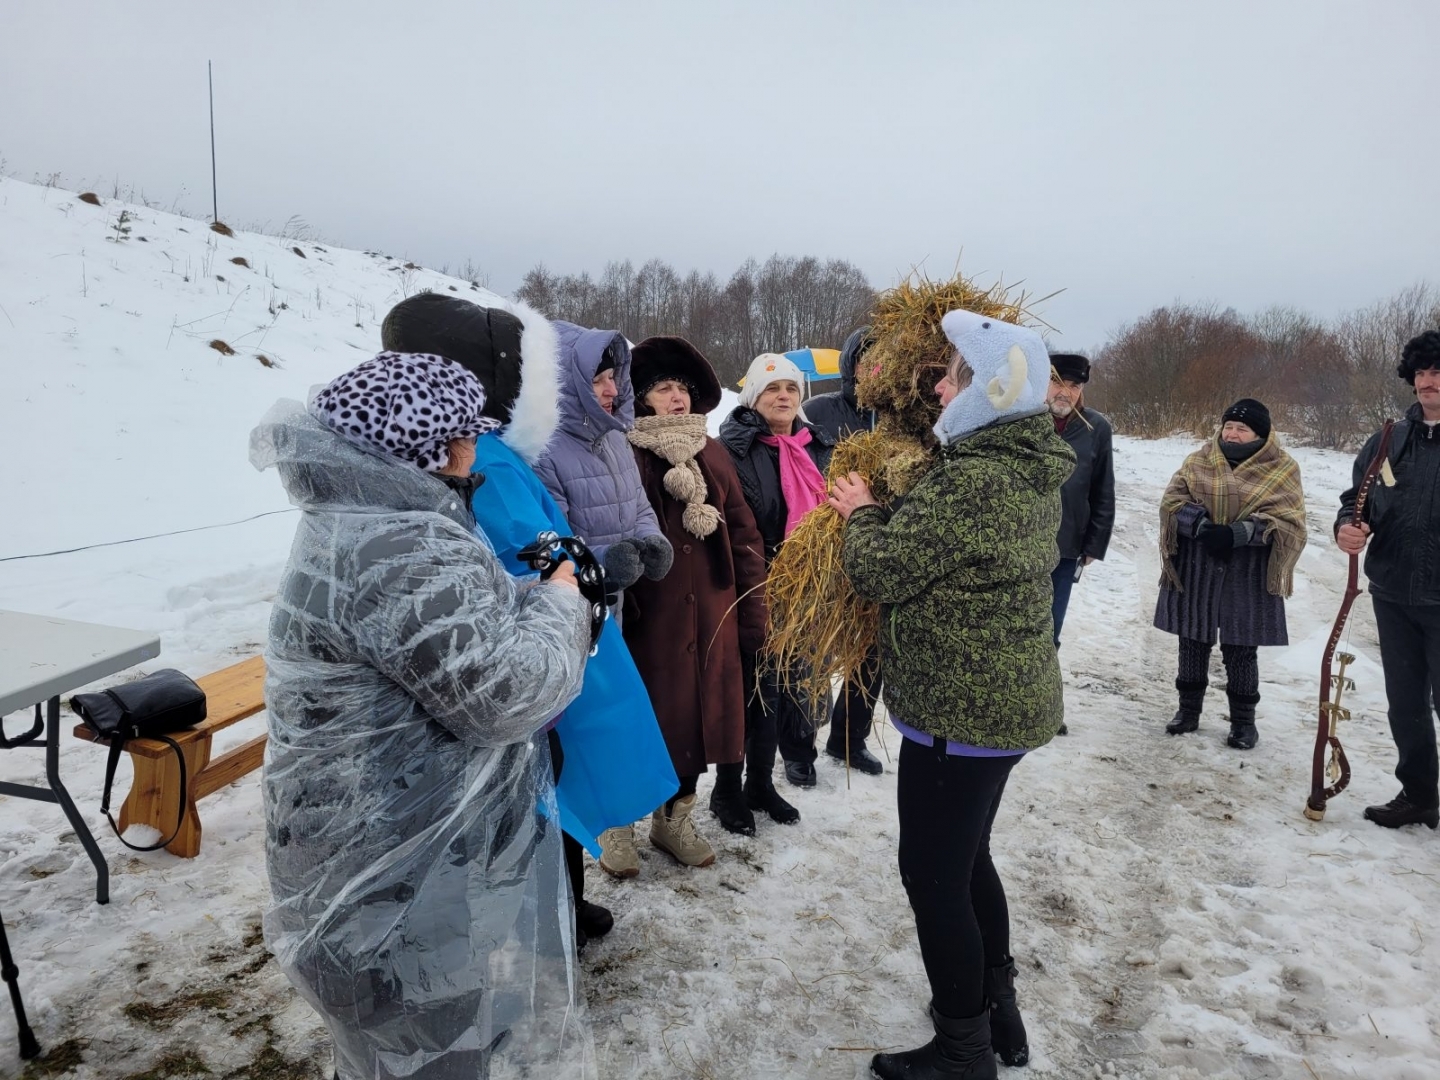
[249, 400, 595, 1079]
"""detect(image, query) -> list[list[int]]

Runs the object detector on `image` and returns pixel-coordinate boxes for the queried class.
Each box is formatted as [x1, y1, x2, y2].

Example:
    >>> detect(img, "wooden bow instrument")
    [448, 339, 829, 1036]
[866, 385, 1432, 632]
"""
[1304, 419, 1395, 821]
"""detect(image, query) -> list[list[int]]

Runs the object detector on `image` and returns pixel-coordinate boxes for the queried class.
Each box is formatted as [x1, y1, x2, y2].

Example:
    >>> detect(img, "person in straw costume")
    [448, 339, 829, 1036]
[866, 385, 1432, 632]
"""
[830, 309, 1071, 1079]
[621, 336, 769, 861]
[1155, 398, 1307, 750]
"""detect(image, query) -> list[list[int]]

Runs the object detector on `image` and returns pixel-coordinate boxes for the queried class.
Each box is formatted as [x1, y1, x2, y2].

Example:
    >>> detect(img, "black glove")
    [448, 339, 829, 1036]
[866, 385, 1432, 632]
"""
[601, 540, 643, 590]
[1198, 521, 1237, 559]
[636, 534, 674, 581]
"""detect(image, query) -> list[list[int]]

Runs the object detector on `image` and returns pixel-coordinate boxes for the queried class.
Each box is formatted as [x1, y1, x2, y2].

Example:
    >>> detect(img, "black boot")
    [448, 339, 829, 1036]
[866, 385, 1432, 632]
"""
[1166, 678, 1206, 735]
[709, 762, 756, 835]
[983, 959, 1029, 1067]
[576, 900, 613, 941]
[825, 739, 885, 775]
[1364, 793, 1440, 829]
[743, 734, 800, 824]
[1225, 691, 1260, 750]
[871, 1006, 997, 1079]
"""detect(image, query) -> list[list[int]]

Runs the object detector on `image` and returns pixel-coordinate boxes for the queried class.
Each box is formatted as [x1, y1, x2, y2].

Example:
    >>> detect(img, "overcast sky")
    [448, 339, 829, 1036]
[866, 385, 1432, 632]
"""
[3, 1, 1436, 349]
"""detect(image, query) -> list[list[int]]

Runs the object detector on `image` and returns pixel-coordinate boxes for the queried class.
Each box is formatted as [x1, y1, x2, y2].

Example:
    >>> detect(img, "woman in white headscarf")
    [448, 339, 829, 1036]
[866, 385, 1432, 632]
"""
[717, 353, 836, 823]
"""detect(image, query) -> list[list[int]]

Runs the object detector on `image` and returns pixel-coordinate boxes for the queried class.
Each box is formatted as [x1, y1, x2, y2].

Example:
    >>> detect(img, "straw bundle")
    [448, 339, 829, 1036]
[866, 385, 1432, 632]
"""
[762, 268, 1044, 706]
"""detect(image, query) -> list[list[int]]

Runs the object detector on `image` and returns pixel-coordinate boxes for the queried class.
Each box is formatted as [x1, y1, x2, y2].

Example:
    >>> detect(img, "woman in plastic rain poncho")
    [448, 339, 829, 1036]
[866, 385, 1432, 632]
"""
[249, 351, 596, 1080]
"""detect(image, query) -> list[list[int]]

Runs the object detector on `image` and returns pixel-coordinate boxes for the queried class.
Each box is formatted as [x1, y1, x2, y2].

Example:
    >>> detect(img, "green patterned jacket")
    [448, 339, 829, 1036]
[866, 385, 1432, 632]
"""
[842, 412, 1075, 750]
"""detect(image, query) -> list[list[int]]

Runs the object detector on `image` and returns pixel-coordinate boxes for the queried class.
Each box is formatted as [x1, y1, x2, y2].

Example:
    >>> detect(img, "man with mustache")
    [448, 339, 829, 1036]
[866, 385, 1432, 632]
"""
[1337, 329, 1440, 830]
[1046, 353, 1115, 735]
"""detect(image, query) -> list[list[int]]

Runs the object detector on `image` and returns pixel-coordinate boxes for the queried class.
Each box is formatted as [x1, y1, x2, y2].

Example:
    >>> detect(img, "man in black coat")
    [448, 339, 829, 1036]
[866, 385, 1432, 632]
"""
[1047, 353, 1116, 646]
[1337, 329, 1440, 830]
[802, 327, 885, 777]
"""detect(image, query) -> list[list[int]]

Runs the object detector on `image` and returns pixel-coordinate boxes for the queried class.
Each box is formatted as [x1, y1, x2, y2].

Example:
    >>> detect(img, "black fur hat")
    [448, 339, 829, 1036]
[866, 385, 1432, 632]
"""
[1398, 329, 1440, 386]
[381, 294, 525, 425]
[1049, 352, 1091, 384]
[630, 336, 723, 415]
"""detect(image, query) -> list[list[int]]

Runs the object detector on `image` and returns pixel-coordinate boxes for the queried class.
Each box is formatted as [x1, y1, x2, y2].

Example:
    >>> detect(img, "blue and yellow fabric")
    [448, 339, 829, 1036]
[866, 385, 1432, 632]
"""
[469, 431, 679, 855]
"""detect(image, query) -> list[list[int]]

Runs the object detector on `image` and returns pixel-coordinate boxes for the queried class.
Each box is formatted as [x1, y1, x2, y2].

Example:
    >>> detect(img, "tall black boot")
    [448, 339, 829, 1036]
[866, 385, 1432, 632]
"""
[1166, 678, 1206, 735]
[709, 761, 755, 835]
[743, 733, 800, 825]
[871, 1006, 997, 1079]
[983, 958, 1029, 1067]
[1225, 691, 1260, 750]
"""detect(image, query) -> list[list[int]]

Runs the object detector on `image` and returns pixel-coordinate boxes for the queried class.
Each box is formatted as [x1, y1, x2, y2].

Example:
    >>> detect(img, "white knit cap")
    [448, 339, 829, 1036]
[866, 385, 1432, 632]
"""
[738, 353, 807, 409]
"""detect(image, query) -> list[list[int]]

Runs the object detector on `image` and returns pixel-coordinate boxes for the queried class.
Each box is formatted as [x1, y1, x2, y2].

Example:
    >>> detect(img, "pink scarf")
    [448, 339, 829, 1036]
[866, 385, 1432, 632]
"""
[758, 428, 829, 539]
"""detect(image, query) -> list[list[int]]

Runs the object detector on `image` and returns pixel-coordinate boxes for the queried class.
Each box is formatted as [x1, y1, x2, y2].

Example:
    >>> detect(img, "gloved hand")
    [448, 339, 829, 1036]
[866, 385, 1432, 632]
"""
[601, 540, 643, 590]
[1198, 521, 1244, 559]
[636, 534, 674, 580]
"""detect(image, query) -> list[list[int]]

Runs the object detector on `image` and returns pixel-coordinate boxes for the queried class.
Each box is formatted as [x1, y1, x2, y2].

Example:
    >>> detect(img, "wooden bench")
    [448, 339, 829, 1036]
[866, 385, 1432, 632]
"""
[72, 656, 267, 858]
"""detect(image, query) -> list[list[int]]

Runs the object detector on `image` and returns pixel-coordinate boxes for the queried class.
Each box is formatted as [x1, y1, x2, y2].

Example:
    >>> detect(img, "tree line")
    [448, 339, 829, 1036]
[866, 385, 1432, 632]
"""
[514, 256, 875, 388]
[1084, 283, 1439, 447]
[510, 254, 1436, 446]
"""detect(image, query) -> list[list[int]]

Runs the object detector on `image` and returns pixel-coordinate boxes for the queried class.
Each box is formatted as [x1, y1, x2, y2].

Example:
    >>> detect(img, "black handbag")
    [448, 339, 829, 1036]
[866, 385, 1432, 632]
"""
[72, 669, 206, 852]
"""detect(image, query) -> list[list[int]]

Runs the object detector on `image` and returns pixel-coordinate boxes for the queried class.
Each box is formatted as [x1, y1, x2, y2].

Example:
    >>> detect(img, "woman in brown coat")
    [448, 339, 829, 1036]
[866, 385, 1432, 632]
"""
[623, 337, 769, 867]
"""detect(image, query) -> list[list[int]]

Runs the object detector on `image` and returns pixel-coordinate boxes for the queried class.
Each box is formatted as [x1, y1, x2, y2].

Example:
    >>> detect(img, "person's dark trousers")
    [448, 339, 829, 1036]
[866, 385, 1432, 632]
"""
[1372, 598, 1440, 809]
[1051, 558, 1080, 648]
[546, 729, 586, 913]
[751, 664, 818, 766]
[897, 738, 1021, 1020]
[826, 652, 881, 755]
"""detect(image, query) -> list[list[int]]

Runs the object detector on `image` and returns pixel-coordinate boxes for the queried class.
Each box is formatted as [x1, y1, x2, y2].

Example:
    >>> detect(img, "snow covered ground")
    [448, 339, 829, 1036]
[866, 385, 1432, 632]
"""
[1, 177, 1436, 1080]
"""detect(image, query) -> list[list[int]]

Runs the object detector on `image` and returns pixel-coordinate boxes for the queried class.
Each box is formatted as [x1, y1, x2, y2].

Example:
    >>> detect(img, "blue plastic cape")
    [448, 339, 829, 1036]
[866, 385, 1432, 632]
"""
[470, 432, 678, 854]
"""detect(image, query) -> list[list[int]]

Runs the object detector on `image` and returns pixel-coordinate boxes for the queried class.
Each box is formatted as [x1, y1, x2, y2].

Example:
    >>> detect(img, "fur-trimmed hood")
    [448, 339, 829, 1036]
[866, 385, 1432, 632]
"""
[379, 292, 562, 466]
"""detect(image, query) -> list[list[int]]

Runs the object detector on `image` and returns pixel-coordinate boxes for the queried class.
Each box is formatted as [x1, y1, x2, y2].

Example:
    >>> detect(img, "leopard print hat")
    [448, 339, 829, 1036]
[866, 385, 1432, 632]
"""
[310, 351, 499, 473]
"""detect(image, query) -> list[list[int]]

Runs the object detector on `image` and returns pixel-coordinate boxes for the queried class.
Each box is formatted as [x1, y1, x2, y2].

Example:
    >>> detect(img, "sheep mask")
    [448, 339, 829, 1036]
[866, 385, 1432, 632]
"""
[933, 309, 1051, 445]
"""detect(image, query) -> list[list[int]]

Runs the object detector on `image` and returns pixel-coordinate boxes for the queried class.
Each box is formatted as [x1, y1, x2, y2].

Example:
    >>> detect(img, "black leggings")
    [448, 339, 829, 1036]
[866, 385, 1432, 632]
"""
[665, 774, 699, 814]
[896, 739, 1020, 1019]
[546, 729, 585, 908]
[1177, 637, 1259, 698]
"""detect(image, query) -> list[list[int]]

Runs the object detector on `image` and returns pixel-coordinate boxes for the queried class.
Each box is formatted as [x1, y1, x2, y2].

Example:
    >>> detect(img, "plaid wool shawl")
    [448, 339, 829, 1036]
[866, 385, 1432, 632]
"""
[1160, 433, 1307, 598]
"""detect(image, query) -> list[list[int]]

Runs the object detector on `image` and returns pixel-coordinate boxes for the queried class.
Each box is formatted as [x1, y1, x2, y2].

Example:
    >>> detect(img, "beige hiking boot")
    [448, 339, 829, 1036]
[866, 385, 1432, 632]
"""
[649, 794, 716, 868]
[598, 824, 640, 878]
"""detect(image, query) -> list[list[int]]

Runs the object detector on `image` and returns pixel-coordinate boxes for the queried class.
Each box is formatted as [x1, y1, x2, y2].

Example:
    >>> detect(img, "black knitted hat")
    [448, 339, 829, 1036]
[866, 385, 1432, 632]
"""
[1221, 398, 1271, 442]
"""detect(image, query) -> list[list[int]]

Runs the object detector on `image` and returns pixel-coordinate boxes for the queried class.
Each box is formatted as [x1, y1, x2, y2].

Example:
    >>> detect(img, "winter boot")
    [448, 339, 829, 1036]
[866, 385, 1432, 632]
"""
[1225, 691, 1260, 750]
[1364, 793, 1440, 829]
[709, 762, 755, 835]
[983, 958, 1029, 1067]
[598, 824, 640, 879]
[871, 1006, 998, 1079]
[576, 900, 614, 942]
[1166, 678, 1206, 735]
[744, 732, 801, 825]
[650, 794, 716, 867]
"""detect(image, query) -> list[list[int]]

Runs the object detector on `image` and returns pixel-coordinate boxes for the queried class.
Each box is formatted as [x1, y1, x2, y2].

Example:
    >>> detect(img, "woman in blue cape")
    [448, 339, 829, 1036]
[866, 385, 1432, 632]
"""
[381, 293, 677, 950]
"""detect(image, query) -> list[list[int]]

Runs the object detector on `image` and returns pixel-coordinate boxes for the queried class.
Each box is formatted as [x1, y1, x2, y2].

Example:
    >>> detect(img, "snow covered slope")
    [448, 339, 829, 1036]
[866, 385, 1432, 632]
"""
[2, 177, 1437, 1079]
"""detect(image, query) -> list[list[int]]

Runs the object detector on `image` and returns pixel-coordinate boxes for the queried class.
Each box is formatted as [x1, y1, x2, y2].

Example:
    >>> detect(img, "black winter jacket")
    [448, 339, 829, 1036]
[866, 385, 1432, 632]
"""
[805, 326, 874, 443]
[718, 407, 836, 562]
[1055, 408, 1116, 561]
[1337, 402, 1440, 606]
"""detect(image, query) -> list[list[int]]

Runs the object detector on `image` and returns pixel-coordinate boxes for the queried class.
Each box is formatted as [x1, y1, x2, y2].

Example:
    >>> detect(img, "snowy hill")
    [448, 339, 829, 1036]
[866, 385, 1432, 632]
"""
[2, 177, 1438, 1080]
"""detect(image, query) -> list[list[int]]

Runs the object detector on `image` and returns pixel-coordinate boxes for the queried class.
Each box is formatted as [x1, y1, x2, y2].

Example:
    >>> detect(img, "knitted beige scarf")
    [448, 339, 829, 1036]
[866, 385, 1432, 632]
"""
[627, 414, 721, 539]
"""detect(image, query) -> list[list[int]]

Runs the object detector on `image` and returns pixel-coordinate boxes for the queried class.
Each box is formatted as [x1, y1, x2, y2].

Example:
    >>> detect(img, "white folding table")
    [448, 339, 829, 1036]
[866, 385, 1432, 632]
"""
[0, 610, 161, 905]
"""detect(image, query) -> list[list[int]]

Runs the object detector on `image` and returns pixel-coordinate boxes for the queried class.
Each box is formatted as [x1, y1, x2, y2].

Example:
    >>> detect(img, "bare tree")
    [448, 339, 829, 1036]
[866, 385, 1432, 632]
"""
[516, 255, 875, 388]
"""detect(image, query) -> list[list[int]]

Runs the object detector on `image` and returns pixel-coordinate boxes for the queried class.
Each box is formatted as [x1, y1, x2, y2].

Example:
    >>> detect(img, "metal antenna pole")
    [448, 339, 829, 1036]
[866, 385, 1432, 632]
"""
[209, 61, 218, 223]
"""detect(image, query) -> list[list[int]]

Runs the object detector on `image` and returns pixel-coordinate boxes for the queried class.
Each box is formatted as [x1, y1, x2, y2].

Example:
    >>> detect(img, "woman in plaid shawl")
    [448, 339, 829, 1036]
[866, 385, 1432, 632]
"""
[1154, 399, 1307, 749]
